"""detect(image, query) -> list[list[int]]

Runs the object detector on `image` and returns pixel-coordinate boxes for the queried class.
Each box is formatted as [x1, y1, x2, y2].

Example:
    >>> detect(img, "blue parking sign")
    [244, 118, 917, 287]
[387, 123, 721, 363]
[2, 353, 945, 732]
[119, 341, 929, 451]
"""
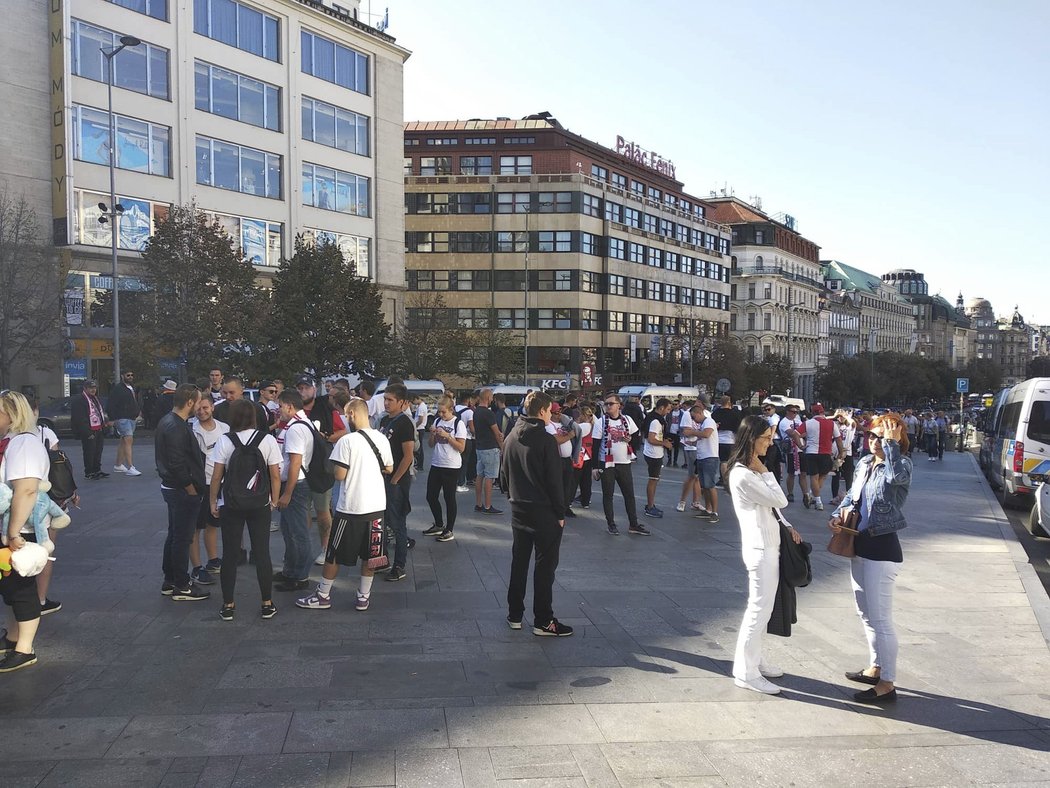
[956, 377, 969, 393]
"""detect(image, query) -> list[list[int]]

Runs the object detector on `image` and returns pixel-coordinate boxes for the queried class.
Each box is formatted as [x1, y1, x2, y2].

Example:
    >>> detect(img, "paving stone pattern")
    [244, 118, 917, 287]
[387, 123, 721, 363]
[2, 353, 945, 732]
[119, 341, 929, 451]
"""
[3, 440, 1049, 786]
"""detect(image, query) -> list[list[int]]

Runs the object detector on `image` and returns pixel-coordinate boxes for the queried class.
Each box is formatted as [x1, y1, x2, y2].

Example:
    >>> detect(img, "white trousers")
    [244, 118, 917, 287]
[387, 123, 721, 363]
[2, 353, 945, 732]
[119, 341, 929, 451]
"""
[850, 556, 900, 682]
[733, 547, 779, 681]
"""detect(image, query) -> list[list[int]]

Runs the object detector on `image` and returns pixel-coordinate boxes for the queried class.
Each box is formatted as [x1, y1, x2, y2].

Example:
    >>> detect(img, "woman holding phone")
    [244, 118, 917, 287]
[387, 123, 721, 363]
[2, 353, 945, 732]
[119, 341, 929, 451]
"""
[828, 413, 912, 704]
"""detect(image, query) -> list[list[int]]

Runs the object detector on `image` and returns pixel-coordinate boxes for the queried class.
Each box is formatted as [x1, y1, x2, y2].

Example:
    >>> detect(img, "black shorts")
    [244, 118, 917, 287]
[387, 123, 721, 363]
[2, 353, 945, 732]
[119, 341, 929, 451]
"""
[196, 501, 219, 530]
[326, 511, 386, 567]
[806, 454, 833, 476]
[0, 532, 41, 622]
[644, 456, 663, 480]
[718, 444, 733, 462]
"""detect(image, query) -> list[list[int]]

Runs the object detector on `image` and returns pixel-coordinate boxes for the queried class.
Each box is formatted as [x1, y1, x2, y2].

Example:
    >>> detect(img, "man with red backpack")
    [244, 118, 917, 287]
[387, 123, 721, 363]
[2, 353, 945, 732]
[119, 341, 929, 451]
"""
[801, 403, 844, 511]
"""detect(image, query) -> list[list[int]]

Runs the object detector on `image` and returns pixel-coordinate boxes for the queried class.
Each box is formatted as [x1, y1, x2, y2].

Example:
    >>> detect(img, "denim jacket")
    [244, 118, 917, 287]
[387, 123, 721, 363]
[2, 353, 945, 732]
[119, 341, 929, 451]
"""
[831, 439, 911, 537]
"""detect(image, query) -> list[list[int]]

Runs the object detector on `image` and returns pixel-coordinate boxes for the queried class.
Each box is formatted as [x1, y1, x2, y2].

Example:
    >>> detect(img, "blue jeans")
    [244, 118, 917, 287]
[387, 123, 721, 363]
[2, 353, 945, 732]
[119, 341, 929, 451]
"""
[162, 487, 203, 589]
[385, 477, 412, 569]
[279, 480, 312, 581]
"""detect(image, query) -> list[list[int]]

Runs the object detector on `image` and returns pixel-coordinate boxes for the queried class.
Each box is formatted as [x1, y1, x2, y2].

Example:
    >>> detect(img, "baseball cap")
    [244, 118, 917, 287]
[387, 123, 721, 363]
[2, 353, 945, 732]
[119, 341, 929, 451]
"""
[811, 403, 825, 415]
[551, 402, 561, 412]
[295, 375, 316, 388]
[83, 379, 97, 387]
[259, 379, 274, 390]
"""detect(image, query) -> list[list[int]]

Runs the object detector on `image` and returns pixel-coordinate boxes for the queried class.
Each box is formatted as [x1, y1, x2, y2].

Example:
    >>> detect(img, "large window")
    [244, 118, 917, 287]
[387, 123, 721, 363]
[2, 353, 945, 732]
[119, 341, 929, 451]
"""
[194, 0, 279, 61]
[496, 231, 527, 252]
[73, 21, 169, 99]
[607, 238, 626, 260]
[537, 231, 571, 252]
[304, 229, 372, 278]
[460, 156, 492, 175]
[538, 192, 572, 213]
[582, 194, 601, 217]
[73, 189, 168, 251]
[496, 192, 529, 214]
[301, 29, 369, 94]
[607, 274, 625, 296]
[208, 212, 282, 266]
[419, 157, 451, 176]
[536, 270, 572, 291]
[302, 163, 369, 216]
[301, 97, 368, 155]
[195, 62, 279, 130]
[499, 155, 532, 175]
[108, 0, 167, 19]
[534, 309, 572, 330]
[196, 135, 280, 197]
[73, 105, 170, 176]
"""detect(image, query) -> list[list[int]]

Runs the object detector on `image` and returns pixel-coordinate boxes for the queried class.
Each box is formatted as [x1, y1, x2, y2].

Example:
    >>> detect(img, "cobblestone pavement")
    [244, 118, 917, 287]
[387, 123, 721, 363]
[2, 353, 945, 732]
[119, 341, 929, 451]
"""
[4, 440, 1049, 787]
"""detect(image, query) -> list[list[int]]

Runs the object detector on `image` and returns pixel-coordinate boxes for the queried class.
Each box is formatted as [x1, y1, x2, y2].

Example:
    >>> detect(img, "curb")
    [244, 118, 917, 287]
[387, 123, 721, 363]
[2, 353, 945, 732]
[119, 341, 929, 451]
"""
[966, 451, 1050, 649]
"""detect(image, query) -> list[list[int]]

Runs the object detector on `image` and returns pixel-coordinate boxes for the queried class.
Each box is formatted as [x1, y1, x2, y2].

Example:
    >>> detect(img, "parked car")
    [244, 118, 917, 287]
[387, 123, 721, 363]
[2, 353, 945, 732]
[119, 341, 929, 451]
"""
[1028, 477, 1049, 537]
[985, 378, 1050, 508]
[37, 396, 75, 437]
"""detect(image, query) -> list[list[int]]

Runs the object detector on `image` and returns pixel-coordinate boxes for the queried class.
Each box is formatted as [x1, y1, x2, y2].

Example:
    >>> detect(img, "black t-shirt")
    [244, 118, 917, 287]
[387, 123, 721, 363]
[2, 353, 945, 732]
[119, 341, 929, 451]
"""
[379, 412, 415, 476]
[473, 406, 499, 450]
[854, 528, 903, 562]
[712, 407, 743, 434]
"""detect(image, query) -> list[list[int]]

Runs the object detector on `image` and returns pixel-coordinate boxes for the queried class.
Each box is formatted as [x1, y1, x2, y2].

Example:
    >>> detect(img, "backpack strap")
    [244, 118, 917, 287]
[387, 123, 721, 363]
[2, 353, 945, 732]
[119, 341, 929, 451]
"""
[247, 430, 266, 450]
[357, 429, 387, 473]
[229, 431, 244, 449]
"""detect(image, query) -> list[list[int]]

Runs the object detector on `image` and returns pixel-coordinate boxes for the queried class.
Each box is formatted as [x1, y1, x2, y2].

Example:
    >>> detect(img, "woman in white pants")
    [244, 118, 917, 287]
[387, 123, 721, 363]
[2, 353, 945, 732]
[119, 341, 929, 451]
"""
[829, 413, 911, 704]
[727, 415, 802, 695]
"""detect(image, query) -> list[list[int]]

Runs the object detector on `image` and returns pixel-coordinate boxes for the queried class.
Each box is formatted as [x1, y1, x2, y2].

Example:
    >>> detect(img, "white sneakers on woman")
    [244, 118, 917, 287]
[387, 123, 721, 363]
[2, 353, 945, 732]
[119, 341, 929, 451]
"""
[734, 676, 782, 695]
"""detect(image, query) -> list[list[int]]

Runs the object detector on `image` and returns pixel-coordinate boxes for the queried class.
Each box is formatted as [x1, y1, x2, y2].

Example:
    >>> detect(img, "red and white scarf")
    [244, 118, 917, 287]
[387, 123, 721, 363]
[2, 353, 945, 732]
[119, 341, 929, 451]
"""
[600, 415, 635, 468]
[85, 392, 103, 431]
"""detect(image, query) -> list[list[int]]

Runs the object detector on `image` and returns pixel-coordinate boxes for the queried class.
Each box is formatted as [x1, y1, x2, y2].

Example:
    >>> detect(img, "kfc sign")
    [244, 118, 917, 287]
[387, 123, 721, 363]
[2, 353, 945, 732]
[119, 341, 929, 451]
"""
[615, 136, 677, 180]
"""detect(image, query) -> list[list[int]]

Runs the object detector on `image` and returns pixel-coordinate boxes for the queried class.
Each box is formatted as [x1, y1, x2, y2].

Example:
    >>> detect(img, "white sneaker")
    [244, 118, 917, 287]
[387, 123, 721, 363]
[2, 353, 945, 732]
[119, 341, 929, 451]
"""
[814, 499, 824, 511]
[759, 663, 784, 678]
[125, 466, 142, 477]
[675, 501, 686, 512]
[734, 676, 782, 695]
[314, 551, 327, 566]
[455, 485, 470, 493]
[113, 464, 128, 473]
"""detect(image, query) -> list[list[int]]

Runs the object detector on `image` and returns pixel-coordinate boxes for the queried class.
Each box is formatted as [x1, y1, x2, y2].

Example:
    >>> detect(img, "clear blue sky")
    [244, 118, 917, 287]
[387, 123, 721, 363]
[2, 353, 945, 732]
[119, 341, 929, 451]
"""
[382, 0, 1049, 326]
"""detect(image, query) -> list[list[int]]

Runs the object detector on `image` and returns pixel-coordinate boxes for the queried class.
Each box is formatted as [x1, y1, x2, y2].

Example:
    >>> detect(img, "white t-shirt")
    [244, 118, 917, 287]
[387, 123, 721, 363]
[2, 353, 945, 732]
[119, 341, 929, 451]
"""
[193, 420, 230, 484]
[36, 425, 59, 449]
[804, 417, 841, 455]
[592, 414, 637, 465]
[643, 414, 666, 459]
[546, 421, 574, 460]
[1, 433, 50, 536]
[679, 411, 699, 450]
[365, 395, 384, 429]
[280, 412, 315, 482]
[331, 428, 392, 515]
[211, 429, 282, 505]
[778, 415, 801, 442]
[455, 405, 475, 438]
[695, 415, 719, 460]
[431, 415, 469, 469]
[578, 421, 593, 460]
[265, 400, 279, 413]
[415, 402, 428, 429]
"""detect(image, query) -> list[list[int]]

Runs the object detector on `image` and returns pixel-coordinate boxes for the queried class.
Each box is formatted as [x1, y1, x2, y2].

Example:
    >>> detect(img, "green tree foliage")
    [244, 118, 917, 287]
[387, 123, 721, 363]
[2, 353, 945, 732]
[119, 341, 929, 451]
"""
[695, 338, 747, 399]
[269, 235, 393, 379]
[129, 204, 262, 382]
[0, 188, 64, 388]
[395, 291, 467, 381]
[817, 351, 957, 408]
[745, 353, 794, 399]
[1027, 356, 1050, 380]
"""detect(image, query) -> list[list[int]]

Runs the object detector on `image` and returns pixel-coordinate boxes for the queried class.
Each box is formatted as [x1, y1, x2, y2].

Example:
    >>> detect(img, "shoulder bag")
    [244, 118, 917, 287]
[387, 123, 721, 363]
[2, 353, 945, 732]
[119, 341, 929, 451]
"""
[827, 460, 874, 558]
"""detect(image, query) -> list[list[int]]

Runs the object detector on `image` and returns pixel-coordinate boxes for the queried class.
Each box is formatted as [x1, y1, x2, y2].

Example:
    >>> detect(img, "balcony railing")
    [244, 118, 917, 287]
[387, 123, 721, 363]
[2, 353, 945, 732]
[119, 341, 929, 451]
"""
[732, 265, 822, 289]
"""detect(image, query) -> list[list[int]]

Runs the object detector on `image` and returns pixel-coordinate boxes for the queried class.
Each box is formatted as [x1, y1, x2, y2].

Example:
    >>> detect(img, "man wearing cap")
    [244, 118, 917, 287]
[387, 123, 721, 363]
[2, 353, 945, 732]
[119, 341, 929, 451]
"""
[153, 379, 177, 425]
[71, 380, 110, 480]
[108, 369, 142, 477]
[776, 404, 805, 503]
[258, 380, 280, 431]
[801, 403, 843, 511]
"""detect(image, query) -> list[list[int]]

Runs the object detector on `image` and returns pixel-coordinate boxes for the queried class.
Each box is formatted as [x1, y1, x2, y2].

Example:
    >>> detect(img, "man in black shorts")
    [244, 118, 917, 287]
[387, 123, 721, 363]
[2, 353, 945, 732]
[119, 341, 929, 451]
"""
[642, 398, 673, 518]
[712, 396, 742, 489]
[296, 398, 393, 612]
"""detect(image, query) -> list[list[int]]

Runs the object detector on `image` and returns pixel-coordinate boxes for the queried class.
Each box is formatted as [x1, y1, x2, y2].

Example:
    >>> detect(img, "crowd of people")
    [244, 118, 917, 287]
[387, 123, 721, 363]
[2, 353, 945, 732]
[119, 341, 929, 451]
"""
[0, 379, 913, 700]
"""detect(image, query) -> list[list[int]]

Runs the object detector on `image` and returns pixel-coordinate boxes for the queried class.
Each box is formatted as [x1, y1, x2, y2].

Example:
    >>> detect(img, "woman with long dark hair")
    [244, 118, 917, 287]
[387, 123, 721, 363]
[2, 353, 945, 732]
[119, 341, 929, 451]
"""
[726, 414, 801, 694]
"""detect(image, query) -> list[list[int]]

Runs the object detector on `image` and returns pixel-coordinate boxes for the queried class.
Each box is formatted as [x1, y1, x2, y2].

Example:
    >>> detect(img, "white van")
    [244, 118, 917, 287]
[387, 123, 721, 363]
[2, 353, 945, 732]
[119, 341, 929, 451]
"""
[476, 384, 531, 414]
[762, 394, 807, 413]
[618, 385, 700, 412]
[374, 379, 446, 419]
[988, 377, 1050, 507]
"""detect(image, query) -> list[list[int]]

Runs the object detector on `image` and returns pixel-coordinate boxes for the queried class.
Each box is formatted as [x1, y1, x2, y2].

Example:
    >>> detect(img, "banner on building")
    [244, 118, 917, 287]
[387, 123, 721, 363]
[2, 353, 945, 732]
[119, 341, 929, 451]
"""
[63, 288, 83, 325]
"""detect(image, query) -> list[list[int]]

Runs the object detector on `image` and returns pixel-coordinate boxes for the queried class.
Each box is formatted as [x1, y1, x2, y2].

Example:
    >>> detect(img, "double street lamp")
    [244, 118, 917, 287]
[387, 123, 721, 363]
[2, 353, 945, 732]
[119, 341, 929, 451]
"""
[97, 34, 140, 388]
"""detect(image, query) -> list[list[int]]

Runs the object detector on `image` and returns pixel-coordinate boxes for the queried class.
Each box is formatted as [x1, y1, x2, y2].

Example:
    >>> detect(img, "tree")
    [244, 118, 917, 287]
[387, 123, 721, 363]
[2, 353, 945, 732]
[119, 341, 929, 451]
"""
[269, 235, 393, 380]
[1026, 356, 1050, 380]
[816, 353, 870, 407]
[128, 204, 263, 383]
[745, 353, 793, 400]
[963, 358, 1003, 395]
[695, 337, 747, 399]
[459, 317, 524, 384]
[0, 188, 64, 388]
[394, 291, 467, 381]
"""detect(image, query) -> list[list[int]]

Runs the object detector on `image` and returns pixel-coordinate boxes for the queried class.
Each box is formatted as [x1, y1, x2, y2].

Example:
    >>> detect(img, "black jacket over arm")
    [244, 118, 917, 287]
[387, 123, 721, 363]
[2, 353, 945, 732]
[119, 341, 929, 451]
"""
[154, 412, 206, 491]
[107, 384, 140, 421]
[500, 417, 566, 522]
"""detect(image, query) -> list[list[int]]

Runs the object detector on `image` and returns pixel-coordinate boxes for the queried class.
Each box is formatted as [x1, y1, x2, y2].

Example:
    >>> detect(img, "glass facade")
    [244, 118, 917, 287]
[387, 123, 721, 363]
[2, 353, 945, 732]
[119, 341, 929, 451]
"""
[194, 0, 280, 61]
[205, 211, 283, 267]
[303, 229, 373, 279]
[301, 30, 369, 94]
[301, 97, 369, 156]
[73, 105, 171, 177]
[302, 163, 370, 216]
[195, 61, 280, 131]
[72, 20, 169, 99]
[73, 189, 168, 251]
[196, 135, 282, 198]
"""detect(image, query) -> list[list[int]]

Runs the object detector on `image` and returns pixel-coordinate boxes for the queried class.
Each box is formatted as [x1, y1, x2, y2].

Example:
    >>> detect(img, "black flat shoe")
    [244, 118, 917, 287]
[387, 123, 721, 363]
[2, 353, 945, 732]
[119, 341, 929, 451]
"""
[853, 687, 897, 704]
[845, 670, 880, 685]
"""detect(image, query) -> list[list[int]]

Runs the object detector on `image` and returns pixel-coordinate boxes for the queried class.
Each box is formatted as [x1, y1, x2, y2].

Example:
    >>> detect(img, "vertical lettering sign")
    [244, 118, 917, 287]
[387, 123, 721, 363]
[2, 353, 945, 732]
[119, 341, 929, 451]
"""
[50, 0, 70, 245]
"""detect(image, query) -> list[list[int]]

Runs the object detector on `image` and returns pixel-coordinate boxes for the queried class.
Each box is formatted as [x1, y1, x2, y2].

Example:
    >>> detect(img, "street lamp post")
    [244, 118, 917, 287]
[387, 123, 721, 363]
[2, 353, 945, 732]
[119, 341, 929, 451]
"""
[98, 34, 140, 388]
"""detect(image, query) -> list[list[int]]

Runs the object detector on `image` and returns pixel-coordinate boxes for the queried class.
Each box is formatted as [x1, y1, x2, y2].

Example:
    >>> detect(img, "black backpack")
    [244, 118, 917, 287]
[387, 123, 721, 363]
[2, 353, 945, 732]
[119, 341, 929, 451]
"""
[43, 438, 77, 505]
[287, 420, 335, 493]
[222, 431, 271, 510]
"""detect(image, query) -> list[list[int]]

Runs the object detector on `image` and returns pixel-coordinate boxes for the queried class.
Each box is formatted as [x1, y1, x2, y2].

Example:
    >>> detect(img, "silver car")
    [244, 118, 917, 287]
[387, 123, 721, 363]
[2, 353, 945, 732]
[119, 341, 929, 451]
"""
[1029, 477, 1050, 538]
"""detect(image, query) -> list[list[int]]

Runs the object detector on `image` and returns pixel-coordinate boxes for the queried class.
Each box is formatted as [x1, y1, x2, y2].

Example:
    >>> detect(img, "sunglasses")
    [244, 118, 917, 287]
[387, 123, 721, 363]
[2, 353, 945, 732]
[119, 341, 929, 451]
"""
[604, 401, 619, 406]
